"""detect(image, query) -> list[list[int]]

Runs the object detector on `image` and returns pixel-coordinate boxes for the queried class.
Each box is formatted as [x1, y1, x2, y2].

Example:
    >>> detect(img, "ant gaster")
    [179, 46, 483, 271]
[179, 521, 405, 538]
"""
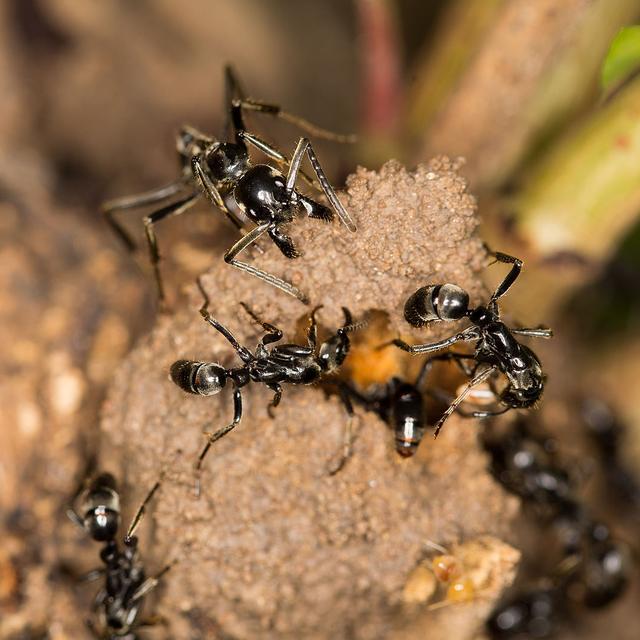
[392, 252, 553, 436]
[67, 473, 171, 639]
[170, 281, 363, 493]
[102, 66, 356, 305]
[339, 354, 447, 458]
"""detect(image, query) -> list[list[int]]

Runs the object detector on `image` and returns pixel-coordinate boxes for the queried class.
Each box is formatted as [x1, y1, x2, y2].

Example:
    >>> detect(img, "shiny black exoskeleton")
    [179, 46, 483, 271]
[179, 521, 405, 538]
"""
[394, 252, 553, 436]
[340, 354, 441, 457]
[67, 474, 170, 639]
[170, 287, 362, 489]
[483, 419, 631, 639]
[482, 419, 572, 512]
[102, 66, 356, 304]
[581, 398, 640, 515]
[487, 586, 564, 639]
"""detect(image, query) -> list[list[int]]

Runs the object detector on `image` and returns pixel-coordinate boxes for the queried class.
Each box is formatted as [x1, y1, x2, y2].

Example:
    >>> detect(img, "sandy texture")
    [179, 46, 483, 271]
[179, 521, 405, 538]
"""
[100, 161, 518, 639]
[0, 151, 151, 638]
[196, 157, 486, 341]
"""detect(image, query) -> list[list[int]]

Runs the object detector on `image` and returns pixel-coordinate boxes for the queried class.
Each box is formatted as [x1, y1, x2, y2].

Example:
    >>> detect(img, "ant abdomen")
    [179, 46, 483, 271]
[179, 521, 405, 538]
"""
[170, 360, 227, 396]
[404, 284, 469, 327]
[391, 384, 426, 457]
[81, 473, 121, 542]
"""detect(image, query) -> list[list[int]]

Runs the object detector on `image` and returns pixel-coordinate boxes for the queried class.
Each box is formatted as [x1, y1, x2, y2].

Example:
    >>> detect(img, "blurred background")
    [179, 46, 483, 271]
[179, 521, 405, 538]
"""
[1, 0, 640, 638]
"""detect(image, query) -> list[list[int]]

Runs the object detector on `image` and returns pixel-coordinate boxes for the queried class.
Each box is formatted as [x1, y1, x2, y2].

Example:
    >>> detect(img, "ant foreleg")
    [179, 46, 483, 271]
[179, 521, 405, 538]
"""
[125, 481, 161, 543]
[224, 222, 309, 303]
[487, 250, 523, 304]
[237, 129, 318, 190]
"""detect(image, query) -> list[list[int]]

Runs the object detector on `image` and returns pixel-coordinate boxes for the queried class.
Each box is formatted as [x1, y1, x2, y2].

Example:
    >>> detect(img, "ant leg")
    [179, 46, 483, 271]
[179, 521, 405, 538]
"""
[391, 328, 480, 355]
[235, 98, 357, 143]
[512, 327, 554, 339]
[328, 385, 357, 475]
[307, 305, 323, 349]
[101, 178, 189, 251]
[458, 406, 510, 419]
[195, 386, 243, 496]
[130, 561, 175, 602]
[416, 353, 477, 388]
[124, 481, 161, 543]
[143, 194, 199, 304]
[191, 153, 247, 231]
[239, 302, 284, 347]
[266, 383, 282, 419]
[433, 366, 497, 437]
[224, 223, 309, 303]
[191, 155, 245, 231]
[487, 250, 523, 303]
[287, 137, 356, 232]
[224, 65, 247, 141]
[236, 129, 317, 190]
[196, 280, 253, 363]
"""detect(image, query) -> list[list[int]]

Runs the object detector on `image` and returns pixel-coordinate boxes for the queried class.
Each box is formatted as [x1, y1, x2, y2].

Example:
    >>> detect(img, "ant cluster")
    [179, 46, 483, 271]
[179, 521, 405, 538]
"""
[483, 413, 632, 638]
[67, 67, 634, 637]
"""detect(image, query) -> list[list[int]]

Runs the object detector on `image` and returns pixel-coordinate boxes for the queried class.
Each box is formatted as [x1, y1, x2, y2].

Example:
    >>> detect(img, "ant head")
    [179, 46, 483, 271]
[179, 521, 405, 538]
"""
[206, 142, 248, 182]
[171, 361, 228, 396]
[404, 284, 469, 327]
[318, 308, 361, 373]
[81, 474, 121, 542]
[501, 369, 545, 409]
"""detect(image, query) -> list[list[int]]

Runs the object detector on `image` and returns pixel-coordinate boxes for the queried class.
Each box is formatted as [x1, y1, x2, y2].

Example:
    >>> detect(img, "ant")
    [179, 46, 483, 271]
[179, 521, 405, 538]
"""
[580, 398, 640, 515]
[67, 473, 172, 639]
[339, 354, 447, 458]
[483, 419, 631, 638]
[391, 251, 553, 436]
[170, 281, 364, 493]
[102, 66, 356, 306]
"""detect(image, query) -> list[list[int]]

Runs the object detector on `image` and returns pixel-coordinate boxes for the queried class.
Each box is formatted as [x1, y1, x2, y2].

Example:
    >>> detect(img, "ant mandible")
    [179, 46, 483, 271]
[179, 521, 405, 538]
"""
[170, 280, 364, 493]
[102, 66, 356, 305]
[67, 473, 172, 639]
[392, 251, 553, 437]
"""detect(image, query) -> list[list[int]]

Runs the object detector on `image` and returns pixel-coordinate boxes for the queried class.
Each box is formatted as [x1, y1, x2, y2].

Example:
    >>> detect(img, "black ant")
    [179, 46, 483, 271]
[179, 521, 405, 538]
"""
[483, 420, 631, 638]
[392, 251, 553, 436]
[67, 473, 172, 639]
[102, 66, 356, 306]
[170, 281, 364, 492]
[580, 398, 640, 515]
[338, 354, 448, 458]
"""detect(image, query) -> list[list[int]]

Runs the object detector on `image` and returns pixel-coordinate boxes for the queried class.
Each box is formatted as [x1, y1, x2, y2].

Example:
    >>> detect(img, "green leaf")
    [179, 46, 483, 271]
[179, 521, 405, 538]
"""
[602, 25, 640, 93]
